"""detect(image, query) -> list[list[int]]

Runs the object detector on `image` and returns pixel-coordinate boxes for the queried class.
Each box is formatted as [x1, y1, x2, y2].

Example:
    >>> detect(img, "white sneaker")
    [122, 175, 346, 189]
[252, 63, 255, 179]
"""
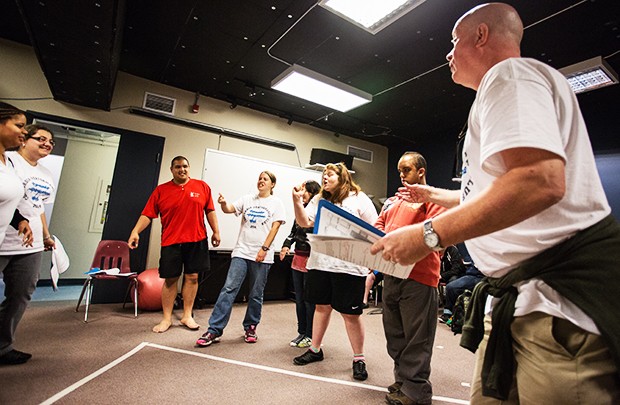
[297, 336, 312, 348]
[290, 334, 305, 347]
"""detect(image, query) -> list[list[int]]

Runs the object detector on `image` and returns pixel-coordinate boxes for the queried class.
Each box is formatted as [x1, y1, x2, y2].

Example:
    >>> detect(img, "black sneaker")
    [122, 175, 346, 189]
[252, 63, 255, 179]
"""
[352, 360, 368, 381]
[0, 349, 32, 365]
[438, 313, 452, 324]
[290, 333, 305, 347]
[195, 332, 221, 347]
[386, 390, 432, 405]
[388, 381, 403, 393]
[293, 349, 324, 365]
[244, 325, 258, 343]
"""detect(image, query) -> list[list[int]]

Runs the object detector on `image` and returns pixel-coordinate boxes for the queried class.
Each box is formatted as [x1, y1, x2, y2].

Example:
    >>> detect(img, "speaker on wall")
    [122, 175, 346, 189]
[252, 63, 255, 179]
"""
[310, 148, 354, 170]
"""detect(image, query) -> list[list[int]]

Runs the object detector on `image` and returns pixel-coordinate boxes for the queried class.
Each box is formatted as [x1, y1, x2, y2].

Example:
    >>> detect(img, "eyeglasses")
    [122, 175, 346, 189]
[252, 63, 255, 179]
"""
[29, 136, 55, 146]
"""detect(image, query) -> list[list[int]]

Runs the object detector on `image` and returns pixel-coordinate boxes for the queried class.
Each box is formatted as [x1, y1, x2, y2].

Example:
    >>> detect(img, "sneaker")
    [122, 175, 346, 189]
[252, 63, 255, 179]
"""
[0, 349, 32, 365]
[293, 349, 324, 365]
[386, 390, 431, 405]
[438, 313, 452, 324]
[352, 360, 368, 381]
[297, 336, 312, 348]
[244, 325, 258, 343]
[290, 333, 305, 347]
[196, 332, 221, 347]
[387, 382, 403, 393]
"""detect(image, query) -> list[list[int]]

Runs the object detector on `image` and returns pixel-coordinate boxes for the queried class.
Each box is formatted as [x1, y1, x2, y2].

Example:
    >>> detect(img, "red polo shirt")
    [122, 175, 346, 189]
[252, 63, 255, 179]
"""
[142, 178, 215, 246]
[375, 197, 446, 286]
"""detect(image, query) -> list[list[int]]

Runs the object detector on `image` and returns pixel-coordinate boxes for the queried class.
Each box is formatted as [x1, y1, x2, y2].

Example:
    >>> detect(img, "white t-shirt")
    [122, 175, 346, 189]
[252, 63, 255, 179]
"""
[462, 58, 611, 333]
[305, 191, 378, 277]
[231, 193, 286, 264]
[0, 155, 24, 247]
[0, 152, 56, 255]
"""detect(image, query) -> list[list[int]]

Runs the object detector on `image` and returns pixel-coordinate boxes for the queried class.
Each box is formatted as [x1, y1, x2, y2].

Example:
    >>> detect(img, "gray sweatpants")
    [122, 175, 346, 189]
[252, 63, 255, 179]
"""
[382, 275, 438, 403]
[0, 252, 42, 355]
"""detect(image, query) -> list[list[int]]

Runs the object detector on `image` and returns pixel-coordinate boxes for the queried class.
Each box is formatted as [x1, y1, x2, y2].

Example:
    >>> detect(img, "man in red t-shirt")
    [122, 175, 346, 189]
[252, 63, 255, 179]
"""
[375, 152, 446, 405]
[128, 156, 220, 333]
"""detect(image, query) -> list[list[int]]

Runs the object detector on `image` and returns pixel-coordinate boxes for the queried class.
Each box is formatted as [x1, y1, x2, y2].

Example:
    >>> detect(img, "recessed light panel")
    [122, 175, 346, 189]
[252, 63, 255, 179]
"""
[271, 64, 372, 112]
[319, 0, 426, 34]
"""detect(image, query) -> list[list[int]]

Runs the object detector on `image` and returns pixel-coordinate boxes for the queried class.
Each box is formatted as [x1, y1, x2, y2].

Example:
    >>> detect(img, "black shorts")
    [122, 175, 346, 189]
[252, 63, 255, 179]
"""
[158, 239, 210, 278]
[305, 269, 365, 315]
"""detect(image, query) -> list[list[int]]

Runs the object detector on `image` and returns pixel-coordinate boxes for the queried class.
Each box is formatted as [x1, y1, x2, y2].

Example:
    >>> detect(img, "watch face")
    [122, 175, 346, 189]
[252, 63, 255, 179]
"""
[424, 232, 439, 248]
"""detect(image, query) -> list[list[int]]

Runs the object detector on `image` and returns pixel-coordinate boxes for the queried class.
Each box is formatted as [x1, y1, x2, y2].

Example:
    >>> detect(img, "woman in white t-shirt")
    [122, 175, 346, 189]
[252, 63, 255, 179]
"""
[291, 162, 378, 382]
[0, 121, 54, 365]
[2, 124, 57, 254]
[0, 103, 31, 250]
[196, 171, 286, 346]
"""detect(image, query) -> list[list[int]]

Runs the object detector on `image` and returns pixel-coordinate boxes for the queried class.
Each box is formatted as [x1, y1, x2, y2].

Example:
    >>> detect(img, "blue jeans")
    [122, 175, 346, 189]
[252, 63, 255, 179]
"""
[207, 257, 271, 336]
[445, 275, 483, 312]
[291, 269, 314, 336]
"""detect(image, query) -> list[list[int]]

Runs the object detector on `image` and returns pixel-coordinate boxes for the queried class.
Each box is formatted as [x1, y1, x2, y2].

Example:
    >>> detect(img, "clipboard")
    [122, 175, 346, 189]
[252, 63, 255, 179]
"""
[309, 199, 413, 279]
[314, 199, 384, 239]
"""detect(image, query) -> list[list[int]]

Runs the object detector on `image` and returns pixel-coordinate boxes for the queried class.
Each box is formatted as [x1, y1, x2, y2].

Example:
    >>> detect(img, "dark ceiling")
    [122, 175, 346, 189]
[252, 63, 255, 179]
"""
[2, 0, 619, 149]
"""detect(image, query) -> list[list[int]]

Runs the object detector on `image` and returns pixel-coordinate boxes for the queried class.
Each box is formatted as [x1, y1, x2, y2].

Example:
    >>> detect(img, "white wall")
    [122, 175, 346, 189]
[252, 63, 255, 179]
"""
[46, 140, 118, 278]
[0, 38, 389, 273]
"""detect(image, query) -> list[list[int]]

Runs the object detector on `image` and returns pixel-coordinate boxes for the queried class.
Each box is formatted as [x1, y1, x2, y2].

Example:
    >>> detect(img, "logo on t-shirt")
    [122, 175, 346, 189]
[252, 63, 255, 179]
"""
[189, 192, 201, 198]
[245, 206, 269, 225]
[461, 151, 473, 201]
[23, 177, 52, 209]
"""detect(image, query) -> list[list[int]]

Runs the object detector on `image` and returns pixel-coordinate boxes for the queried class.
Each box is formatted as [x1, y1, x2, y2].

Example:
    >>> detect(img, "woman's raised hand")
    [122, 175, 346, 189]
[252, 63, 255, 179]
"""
[292, 184, 305, 202]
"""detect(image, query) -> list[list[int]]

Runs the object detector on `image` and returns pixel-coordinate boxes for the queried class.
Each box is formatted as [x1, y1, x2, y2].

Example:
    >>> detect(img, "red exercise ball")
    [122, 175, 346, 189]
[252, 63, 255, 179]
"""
[134, 268, 164, 311]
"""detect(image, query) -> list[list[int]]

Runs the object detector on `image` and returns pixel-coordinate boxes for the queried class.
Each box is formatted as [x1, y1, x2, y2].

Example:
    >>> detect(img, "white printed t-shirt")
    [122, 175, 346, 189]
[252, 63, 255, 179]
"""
[0, 152, 56, 255]
[0, 155, 24, 247]
[461, 58, 611, 333]
[231, 193, 286, 264]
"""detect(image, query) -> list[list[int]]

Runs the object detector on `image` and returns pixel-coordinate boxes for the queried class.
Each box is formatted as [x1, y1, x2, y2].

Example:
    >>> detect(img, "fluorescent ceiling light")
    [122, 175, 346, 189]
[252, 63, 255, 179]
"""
[559, 56, 619, 94]
[319, 0, 427, 34]
[271, 64, 372, 113]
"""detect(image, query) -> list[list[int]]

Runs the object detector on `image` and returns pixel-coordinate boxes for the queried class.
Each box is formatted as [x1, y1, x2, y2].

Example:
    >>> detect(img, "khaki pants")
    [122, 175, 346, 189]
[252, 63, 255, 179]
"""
[470, 312, 619, 405]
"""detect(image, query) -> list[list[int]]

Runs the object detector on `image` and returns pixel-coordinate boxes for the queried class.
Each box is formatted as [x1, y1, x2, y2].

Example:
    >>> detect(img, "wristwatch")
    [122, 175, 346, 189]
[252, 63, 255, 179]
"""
[261, 245, 270, 251]
[422, 219, 443, 251]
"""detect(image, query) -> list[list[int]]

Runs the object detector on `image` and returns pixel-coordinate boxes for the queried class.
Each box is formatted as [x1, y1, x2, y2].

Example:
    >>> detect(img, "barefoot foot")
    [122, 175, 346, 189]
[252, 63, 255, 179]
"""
[180, 317, 200, 330]
[152, 320, 172, 333]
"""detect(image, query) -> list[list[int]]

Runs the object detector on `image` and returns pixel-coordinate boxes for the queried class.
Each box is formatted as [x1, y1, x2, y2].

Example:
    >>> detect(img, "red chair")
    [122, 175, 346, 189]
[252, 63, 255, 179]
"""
[75, 240, 138, 322]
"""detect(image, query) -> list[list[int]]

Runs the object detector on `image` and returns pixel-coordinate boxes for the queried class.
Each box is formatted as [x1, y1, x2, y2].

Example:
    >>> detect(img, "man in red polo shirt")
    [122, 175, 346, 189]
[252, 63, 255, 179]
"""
[375, 151, 446, 405]
[129, 156, 220, 333]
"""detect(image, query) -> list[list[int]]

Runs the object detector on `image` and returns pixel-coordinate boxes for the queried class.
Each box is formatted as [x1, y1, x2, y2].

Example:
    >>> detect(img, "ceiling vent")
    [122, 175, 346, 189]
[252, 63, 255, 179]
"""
[143, 92, 176, 115]
[347, 145, 373, 163]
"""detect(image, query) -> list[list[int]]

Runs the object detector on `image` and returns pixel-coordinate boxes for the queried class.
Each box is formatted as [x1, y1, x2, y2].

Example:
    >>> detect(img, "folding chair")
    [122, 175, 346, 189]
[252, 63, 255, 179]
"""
[75, 240, 138, 322]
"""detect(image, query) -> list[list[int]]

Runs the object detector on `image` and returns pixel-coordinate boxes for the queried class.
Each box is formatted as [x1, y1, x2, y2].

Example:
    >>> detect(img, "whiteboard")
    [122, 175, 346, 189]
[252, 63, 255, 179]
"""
[203, 149, 323, 251]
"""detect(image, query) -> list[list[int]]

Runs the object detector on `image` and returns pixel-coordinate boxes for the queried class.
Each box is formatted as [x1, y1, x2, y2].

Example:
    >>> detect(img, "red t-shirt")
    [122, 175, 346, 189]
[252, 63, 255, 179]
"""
[142, 178, 215, 246]
[375, 197, 447, 287]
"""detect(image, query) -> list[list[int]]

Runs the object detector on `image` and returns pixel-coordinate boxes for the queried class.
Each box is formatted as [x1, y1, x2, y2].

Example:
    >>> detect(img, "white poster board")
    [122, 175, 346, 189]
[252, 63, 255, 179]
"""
[203, 149, 322, 251]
